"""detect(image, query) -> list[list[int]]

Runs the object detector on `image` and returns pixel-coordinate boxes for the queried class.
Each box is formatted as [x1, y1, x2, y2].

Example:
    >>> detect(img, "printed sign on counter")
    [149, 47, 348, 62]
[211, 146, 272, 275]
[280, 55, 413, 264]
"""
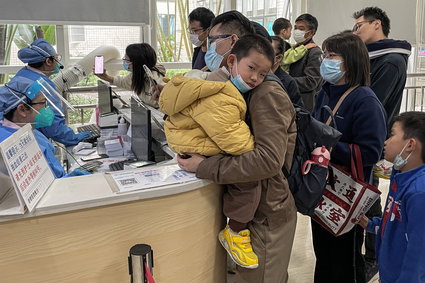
[107, 164, 198, 193]
[0, 124, 55, 212]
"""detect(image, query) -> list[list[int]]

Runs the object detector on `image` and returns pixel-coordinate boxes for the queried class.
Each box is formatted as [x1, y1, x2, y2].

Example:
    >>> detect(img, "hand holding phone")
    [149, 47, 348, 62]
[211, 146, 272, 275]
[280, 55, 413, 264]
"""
[94, 55, 104, 74]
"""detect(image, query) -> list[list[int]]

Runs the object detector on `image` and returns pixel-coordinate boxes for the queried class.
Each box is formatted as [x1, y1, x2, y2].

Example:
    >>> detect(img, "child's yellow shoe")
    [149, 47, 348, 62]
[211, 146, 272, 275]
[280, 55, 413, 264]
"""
[218, 225, 259, 269]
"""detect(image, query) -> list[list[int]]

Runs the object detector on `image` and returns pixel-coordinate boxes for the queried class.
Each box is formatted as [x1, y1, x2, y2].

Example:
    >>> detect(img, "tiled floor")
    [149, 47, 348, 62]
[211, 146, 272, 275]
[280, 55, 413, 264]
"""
[228, 179, 390, 283]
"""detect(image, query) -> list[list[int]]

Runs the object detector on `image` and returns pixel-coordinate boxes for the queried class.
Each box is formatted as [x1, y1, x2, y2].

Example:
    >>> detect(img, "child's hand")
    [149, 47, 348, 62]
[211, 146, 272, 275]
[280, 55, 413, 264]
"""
[305, 43, 317, 49]
[357, 215, 369, 229]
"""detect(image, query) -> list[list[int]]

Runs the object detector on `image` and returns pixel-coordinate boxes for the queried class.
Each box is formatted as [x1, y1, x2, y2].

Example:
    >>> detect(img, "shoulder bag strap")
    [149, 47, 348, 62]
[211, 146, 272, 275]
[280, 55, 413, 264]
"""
[325, 85, 359, 126]
[350, 144, 365, 181]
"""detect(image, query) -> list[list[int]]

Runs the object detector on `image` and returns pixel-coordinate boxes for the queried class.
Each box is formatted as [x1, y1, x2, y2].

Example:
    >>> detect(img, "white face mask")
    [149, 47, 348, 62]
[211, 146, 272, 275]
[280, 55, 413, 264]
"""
[393, 142, 413, 171]
[190, 33, 203, 47]
[293, 29, 307, 44]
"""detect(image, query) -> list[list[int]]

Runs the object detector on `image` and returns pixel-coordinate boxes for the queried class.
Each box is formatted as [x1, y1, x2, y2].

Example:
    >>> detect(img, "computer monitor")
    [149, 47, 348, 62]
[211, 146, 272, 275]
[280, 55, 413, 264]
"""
[97, 80, 113, 115]
[131, 97, 153, 161]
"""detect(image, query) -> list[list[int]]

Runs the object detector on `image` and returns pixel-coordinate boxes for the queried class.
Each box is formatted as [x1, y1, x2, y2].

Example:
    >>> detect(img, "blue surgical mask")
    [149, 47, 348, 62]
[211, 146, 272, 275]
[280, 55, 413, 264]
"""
[393, 142, 413, 170]
[320, 59, 345, 84]
[51, 62, 61, 75]
[123, 61, 132, 72]
[230, 61, 254, 93]
[205, 40, 231, 72]
[34, 107, 55, 128]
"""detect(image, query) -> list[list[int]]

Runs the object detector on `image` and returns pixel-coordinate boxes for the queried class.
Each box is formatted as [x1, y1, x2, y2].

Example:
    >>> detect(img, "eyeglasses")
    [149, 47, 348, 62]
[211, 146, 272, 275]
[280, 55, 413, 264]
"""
[30, 100, 48, 108]
[207, 34, 232, 48]
[320, 53, 342, 60]
[187, 28, 204, 34]
[352, 20, 375, 32]
[50, 55, 62, 62]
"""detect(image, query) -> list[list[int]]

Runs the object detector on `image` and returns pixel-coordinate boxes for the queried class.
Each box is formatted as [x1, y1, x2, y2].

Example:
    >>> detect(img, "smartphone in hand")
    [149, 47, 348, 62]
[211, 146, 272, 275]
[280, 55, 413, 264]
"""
[94, 55, 104, 74]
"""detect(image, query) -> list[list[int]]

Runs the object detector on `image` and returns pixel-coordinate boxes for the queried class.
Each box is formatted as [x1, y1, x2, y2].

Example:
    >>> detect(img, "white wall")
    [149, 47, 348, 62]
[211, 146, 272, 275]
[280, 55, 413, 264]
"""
[305, 0, 417, 46]
[0, 0, 149, 25]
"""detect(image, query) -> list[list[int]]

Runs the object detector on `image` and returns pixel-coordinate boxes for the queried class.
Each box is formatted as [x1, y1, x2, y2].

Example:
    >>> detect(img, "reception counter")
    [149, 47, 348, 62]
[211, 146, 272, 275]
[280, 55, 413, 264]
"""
[0, 166, 226, 282]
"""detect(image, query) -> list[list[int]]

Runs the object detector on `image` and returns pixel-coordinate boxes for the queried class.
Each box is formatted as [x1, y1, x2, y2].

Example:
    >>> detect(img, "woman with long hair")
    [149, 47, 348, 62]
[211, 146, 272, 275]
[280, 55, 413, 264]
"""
[311, 31, 387, 283]
[95, 43, 165, 108]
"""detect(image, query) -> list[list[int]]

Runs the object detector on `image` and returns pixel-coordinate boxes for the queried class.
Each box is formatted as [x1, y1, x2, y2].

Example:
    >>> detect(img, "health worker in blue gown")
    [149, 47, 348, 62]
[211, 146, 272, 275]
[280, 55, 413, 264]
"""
[11, 38, 91, 146]
[0, 76, 90, 178]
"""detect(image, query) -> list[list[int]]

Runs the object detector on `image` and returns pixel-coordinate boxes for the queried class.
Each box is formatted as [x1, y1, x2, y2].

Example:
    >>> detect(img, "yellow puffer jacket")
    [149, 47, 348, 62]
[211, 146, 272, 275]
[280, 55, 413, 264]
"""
[159, 74, 254, 156]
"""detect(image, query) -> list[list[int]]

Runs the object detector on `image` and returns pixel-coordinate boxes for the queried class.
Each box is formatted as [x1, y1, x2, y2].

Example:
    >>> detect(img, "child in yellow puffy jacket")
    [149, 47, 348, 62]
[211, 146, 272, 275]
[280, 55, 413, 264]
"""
[160, 34, 275, 269]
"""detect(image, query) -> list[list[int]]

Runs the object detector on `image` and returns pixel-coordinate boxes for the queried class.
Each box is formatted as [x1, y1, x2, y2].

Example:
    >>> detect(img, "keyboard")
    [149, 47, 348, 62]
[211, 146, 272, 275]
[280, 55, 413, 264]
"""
[77, 124, 101, 143]
[77, 160, 103, 172]
[109, 160, 125, 171]
[109, 158, 138, 171]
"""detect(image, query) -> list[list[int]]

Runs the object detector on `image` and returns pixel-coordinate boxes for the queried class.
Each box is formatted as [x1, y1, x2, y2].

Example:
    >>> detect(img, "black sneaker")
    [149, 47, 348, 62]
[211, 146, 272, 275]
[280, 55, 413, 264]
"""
[365, 260, 379, 282]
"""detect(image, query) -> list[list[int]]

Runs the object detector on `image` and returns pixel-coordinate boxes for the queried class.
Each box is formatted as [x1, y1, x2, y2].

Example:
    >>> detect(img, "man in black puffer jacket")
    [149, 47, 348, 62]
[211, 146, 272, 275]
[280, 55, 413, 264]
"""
[353, 6, 412, 282]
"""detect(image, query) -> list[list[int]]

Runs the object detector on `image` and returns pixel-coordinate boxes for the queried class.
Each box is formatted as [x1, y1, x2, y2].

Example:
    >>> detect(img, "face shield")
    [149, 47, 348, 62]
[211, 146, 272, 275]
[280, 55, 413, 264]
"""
[4, 82, 55, 129]
[27, 78, 75, 116]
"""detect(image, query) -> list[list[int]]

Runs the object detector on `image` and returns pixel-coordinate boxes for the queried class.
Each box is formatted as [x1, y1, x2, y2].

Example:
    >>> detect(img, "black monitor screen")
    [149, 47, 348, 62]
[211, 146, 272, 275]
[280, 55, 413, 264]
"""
[97, 80, 113, 115]
[131, 97, 153, 161]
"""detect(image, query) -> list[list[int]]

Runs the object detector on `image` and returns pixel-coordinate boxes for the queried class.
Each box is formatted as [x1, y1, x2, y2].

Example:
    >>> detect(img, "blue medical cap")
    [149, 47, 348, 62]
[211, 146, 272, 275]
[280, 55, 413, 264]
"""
[0, 76, 41, 121]
[18, 39, 57, 64]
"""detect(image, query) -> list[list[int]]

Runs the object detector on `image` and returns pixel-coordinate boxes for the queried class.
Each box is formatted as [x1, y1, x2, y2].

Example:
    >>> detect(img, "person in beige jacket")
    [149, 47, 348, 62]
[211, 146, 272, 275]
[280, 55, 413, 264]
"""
[177, 11, 297, 283]
[95, 43, 165, 108]
[160, 34, 276, 269]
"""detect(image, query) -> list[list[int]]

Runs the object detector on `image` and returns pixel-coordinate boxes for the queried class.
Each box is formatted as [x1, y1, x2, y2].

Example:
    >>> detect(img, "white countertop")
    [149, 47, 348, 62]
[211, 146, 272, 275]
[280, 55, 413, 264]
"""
[0, 162, 211, 223]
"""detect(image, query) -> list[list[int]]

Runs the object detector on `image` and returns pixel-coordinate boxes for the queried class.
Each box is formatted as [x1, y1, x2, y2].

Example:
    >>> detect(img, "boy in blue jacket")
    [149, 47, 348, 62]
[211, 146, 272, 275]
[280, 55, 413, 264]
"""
[359, 111, 425, 283]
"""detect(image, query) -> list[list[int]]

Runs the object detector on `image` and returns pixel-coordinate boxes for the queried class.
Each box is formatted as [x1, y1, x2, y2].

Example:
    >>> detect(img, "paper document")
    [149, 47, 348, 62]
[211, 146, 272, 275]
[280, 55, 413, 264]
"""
[0, 124, 55, 212]
[108, 164, 198, 193]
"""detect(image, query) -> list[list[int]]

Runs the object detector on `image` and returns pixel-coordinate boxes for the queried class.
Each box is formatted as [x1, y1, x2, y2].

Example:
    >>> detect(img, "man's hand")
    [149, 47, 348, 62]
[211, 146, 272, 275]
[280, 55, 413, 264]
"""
[177, 153, 206, 173]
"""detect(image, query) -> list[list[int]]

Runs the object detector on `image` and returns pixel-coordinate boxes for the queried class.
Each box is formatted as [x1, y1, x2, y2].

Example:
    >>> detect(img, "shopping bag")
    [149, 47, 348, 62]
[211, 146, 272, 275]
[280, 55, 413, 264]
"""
[312, 144, 381, 236]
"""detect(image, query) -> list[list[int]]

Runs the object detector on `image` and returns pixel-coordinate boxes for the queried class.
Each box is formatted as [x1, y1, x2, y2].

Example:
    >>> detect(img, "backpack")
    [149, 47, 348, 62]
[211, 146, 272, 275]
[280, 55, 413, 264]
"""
[243, 73, 342, 216]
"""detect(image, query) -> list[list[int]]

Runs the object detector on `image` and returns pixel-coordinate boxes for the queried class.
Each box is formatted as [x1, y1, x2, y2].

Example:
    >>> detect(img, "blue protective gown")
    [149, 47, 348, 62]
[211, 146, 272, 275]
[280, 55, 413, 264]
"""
[14, 67, 89, 146]
[0, 124, 66, 178]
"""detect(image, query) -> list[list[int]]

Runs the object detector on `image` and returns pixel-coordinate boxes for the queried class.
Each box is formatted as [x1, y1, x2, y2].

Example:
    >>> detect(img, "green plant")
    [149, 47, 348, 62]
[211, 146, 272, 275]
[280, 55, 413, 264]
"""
[0, 25, 18, 83]
[165, 68, 190, 78]
[67, 95, 97, 125]
[13, 25, 56, 49]
[0, 24, 56, 84]
[75, 74, 99, 87]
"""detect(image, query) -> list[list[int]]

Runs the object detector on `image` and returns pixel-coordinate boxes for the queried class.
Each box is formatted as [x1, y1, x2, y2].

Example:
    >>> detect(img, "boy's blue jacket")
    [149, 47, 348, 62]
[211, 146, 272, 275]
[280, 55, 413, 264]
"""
[367, 165, 425, 283]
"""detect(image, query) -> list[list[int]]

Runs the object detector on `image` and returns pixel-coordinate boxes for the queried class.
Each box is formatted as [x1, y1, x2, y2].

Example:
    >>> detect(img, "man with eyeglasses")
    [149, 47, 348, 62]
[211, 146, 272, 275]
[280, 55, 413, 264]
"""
[4, 39, 92, 146]
[188, 7, 215, 70]
[177, 10, 297, 283]
[353, 6, 412, 282]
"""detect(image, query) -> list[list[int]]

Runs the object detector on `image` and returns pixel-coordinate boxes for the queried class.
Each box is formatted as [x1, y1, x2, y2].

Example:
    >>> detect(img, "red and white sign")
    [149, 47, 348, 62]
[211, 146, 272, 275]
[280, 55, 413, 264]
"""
[0, 124, 55, 212]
